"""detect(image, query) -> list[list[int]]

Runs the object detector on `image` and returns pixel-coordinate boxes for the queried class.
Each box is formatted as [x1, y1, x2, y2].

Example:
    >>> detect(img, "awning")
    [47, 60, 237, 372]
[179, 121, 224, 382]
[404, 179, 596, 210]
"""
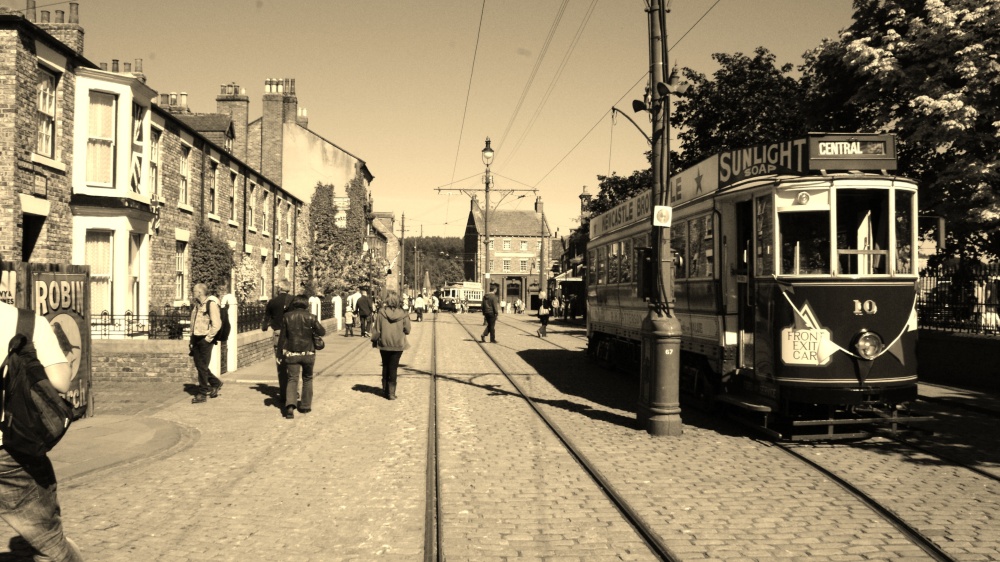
[554, 271, 582, 282]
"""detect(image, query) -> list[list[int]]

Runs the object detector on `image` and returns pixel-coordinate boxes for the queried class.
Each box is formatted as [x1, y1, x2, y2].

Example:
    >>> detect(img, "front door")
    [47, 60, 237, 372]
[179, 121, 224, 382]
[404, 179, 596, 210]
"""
[735, 200, 754, 370]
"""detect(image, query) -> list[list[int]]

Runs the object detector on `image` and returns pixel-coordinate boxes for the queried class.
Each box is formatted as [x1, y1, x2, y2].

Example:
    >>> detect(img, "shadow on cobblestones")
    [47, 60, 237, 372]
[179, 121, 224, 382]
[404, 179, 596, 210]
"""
[351, 383, 384, 398]
[437, 374, 640, 429]
[251, 382, 283, 410]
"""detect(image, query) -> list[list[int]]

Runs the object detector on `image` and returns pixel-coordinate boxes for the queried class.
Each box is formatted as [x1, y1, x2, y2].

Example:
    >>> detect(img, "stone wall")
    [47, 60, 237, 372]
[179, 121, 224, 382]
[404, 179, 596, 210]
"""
[91, 316, 341, 383]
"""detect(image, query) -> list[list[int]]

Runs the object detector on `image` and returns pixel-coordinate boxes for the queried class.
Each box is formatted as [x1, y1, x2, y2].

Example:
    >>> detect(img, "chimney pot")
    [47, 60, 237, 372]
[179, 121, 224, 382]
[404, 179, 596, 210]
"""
[169, 92, 177, 105]
[241, 87, 246, 95]
[54, 9, 63, 23]
[160, 93, 169, 105]
[100, 62, 108, 71]
[135, 59, 142, 72]
[40, 10, 49, 22]
[69, 2, 79, 23]
[26, 0, 36, 22]
[111, 59, 119, 72]
[123, 62, 131, 72]
[290, 78, 296, 95]
[180, 92, 188, 108]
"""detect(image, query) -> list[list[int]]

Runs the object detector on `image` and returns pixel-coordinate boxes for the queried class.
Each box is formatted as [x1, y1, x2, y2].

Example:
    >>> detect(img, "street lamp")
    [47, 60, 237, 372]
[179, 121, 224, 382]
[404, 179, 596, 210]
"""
[482, 137, 494, 290]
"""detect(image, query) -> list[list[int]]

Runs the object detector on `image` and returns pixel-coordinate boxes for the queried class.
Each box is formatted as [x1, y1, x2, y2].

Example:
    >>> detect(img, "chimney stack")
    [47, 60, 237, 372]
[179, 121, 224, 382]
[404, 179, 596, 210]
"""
[535, 196, 544, 216]
[216, 81, 250, 161]
[35, 2, 84, 54]
[261, 78, 285, 181]
[282, 77, 298, 124]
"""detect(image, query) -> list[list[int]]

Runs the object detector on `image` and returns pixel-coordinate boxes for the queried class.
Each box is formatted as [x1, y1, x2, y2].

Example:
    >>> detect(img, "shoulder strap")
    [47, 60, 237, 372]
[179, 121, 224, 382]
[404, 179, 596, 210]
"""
[9, 308, 35, 356]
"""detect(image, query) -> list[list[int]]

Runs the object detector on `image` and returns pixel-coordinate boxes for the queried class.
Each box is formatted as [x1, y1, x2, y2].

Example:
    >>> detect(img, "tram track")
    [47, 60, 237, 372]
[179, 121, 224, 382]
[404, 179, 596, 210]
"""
[440, 313, 679, 562]
[772, 441, 959, 562]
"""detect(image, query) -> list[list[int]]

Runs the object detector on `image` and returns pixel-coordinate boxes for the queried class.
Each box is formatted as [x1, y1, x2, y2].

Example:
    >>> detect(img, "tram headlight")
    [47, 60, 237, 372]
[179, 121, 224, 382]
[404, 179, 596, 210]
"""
[853, 330, 883, 360]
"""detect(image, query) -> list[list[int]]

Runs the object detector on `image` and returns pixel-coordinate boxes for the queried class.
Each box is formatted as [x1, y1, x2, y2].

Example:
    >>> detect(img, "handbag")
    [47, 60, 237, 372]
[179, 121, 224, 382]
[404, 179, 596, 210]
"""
[313, 334, 325, 351]
[539, 306, 550, 315]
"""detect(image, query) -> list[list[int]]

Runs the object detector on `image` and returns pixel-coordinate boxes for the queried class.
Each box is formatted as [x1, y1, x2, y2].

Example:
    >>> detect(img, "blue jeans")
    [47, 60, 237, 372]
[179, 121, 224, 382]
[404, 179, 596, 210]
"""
[284, 353, 315, 410]
[0, 448, 83, 561]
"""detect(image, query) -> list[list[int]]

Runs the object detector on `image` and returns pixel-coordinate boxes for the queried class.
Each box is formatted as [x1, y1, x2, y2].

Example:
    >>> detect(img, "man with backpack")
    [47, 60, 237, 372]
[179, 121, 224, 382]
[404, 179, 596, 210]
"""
[0, 300, 83, 561]
[190, 283, 224, 404]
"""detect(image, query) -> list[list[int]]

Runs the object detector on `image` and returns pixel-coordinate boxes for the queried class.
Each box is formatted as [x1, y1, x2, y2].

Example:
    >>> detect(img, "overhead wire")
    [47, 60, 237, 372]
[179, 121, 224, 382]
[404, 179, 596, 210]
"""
[445, 0, 488, 233]
[501, 0, 601, 170]
[495, 0, 570, 155]
[532, 0, 721, 188]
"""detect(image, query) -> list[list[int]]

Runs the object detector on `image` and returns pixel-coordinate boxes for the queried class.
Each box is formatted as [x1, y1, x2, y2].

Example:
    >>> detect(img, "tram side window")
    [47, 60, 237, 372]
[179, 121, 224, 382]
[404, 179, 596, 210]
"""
[895, 191, 914, 274]
[836, 189, 889, 275]
[688, 215, 714, 278]
[587, 250, 597, 285]
[607, 243, 620, 284]
[671, 223, 688, 280]
[596, 247, 607, 285]
[620, 239, 632, 283]
[756, 196, 774, 276]
[779, 211, 830, 275]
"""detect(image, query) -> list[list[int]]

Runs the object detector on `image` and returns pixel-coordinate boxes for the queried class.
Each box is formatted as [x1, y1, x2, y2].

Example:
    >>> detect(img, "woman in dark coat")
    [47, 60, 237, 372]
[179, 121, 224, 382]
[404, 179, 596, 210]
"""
[372, 289, 411, 400]
[537, 290, 552, 337]
[278, 294, 326, 419]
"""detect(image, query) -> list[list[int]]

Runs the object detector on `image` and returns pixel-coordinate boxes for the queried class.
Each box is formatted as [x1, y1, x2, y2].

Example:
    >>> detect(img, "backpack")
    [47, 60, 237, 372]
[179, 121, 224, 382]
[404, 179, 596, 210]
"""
[215, 299, 232, 343]
[1, 309, 74, 457]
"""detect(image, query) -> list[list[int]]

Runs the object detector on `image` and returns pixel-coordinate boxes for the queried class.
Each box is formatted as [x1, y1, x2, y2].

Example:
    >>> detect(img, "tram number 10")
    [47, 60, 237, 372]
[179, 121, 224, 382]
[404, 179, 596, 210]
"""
[853, 299, 878, 315]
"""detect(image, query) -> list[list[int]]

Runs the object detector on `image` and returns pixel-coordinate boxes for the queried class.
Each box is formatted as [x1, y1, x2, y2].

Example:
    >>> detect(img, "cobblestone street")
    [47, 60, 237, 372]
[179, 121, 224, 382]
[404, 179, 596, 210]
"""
[1, 314, 997, 561]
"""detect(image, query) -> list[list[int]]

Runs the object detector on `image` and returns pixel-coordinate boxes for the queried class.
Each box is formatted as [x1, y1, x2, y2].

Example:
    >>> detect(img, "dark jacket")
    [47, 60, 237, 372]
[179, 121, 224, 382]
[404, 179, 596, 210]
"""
[372, 306, 411, 352]
[278, 308, 326, 353]
[262, 292, 293, 331]
[481, 292, 501, 317]
[356, 295, 374, 317]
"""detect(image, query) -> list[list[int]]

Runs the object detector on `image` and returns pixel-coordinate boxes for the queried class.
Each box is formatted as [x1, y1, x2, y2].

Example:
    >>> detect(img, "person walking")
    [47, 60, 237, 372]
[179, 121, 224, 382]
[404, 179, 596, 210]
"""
[0, 301, 84, 561]
[356, 288, 374, 337]
[277, 294, 326, 419]
[344, 305, 355, 337]
[371, 290, 411, 400]
[190, 283, 224, 403]
[261, 279, 294, 407]
[480, 284, 500, 343]
[413, 293, 425, 322]
[537, 290, 552, 337]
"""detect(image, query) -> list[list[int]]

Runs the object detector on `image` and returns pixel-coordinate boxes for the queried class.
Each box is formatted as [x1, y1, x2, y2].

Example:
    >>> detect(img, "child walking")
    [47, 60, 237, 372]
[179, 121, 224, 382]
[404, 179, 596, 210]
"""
[345, 305, 355, 337]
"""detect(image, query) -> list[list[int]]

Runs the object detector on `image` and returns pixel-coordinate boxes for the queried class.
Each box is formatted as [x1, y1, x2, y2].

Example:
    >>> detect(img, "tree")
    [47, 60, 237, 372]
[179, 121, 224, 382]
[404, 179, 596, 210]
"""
[672, 47, 809, 170]
[307, 174, 372, 298]
[189, 224, 234, 297]
[801, 0, 1000, 259]
[404, 237, 464, 291]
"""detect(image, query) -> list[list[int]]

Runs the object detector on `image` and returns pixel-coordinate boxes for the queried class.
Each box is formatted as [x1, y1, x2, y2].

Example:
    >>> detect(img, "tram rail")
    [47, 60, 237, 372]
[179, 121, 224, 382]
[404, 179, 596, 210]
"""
[447, 314, 680, 562]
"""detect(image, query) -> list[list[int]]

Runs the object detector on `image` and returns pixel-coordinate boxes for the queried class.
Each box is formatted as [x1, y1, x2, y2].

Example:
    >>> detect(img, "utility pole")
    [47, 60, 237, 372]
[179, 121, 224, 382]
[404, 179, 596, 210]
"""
[399, 213, 406, 296]
[637, 0, 683, 436]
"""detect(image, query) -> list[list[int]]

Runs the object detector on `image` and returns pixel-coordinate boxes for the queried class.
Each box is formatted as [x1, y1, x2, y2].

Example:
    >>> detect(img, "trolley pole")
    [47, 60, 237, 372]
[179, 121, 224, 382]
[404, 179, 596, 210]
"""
[637, 0, 683, 436]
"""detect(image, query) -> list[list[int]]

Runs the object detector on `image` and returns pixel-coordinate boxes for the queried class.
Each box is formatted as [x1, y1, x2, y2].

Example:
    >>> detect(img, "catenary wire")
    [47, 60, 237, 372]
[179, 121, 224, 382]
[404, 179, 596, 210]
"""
[446, 0, 488, 210]
[531, 0, 721, 188]
[495, 0, 570, 156]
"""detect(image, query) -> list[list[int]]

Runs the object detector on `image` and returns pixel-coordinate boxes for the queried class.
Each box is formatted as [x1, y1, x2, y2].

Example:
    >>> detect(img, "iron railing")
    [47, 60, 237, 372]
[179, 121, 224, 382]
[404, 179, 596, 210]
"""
[917, 263, 999, 335]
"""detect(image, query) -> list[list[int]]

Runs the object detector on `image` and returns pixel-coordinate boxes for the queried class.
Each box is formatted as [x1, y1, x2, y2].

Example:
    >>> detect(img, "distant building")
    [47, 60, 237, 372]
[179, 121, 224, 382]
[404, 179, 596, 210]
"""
[464, 196, 555, 308]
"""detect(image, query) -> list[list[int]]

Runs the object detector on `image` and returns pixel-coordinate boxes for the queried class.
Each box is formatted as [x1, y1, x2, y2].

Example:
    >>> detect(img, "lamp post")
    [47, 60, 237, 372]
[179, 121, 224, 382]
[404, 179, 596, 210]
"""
[482, 137, 494, 290]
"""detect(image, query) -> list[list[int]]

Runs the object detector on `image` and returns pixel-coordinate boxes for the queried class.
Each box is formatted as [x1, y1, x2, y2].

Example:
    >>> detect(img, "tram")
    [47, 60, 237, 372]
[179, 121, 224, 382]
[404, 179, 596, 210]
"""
[587, 133, 927, 438]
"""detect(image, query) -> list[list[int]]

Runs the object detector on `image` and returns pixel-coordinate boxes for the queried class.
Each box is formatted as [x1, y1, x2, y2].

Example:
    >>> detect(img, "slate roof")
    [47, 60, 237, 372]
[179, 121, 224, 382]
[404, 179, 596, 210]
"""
[468, 203, 550, 237]
[174, 113, 234, 133]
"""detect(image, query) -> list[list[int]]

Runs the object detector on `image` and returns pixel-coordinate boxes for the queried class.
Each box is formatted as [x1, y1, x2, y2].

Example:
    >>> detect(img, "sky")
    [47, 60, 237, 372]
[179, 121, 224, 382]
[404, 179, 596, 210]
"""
[41, 0, 854, 240]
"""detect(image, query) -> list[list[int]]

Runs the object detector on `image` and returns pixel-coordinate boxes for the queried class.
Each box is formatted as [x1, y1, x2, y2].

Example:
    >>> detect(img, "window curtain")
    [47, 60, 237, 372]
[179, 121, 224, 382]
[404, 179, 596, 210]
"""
[87, 92, 116, 185]
[86, 231, 113, 315]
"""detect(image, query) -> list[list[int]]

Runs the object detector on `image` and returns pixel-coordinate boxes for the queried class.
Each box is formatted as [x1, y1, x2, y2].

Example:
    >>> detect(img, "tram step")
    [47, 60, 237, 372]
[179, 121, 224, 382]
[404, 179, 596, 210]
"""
[715, 394, 773, 412]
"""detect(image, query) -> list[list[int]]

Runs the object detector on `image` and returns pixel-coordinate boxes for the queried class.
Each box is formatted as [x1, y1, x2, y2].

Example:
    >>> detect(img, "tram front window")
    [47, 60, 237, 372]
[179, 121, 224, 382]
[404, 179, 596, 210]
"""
[836, 189, 889, 275]
[779, 211, 830, 275]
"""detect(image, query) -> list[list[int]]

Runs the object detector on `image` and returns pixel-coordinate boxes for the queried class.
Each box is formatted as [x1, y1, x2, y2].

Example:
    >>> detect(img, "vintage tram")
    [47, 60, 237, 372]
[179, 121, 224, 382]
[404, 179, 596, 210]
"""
[587, 133, 927, 438]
